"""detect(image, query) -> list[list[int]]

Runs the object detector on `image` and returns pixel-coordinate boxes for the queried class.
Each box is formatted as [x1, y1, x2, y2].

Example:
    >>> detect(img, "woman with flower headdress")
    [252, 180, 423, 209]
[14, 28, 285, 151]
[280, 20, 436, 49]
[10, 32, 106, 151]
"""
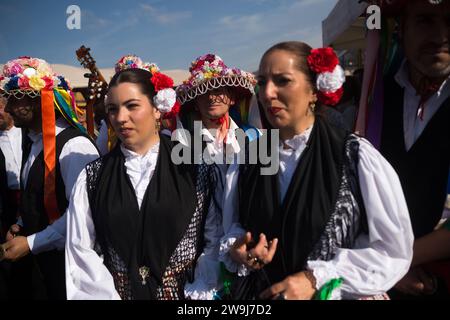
[95, 55, 162, 156]
[65, 58, 214, 300]
[172, 54, 259, 299]
[0, 57, 100, 299]
[224, 41, 414, 300]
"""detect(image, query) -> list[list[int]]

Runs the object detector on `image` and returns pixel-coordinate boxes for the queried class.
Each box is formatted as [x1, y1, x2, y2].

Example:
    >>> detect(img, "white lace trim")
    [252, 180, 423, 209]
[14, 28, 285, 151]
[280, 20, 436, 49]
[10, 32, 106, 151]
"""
[177, 75, 255, 105]
[307, 260, 342, 300]
[219, 237, 251, 276]
[1, 89, 40, 99]
[184, 280, 218, 300]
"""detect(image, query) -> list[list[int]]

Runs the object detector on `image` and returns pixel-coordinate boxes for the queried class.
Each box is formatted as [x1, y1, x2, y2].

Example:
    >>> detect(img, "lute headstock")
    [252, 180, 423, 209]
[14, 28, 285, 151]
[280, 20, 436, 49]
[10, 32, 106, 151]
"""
[75, 45, 108, 137]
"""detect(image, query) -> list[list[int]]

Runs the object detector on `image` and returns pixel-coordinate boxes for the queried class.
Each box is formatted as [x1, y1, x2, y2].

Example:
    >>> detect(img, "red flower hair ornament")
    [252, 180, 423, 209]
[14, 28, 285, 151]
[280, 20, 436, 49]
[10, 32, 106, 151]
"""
[150, 72, 180, 119]
[307, 47, 345, 106]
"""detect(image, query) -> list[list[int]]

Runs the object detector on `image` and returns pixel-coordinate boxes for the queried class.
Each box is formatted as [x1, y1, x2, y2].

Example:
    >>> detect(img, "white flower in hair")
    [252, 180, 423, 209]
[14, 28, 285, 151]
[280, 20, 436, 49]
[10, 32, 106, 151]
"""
[23, 67, 37, 78]
[153, 88, 176, 113]
[316, 65, 345, 93]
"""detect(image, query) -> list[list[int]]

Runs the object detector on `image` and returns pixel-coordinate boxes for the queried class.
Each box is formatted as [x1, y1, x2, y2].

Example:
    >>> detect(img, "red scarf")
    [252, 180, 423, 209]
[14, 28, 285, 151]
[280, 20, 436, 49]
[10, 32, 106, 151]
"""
[209, 113, 230, 144]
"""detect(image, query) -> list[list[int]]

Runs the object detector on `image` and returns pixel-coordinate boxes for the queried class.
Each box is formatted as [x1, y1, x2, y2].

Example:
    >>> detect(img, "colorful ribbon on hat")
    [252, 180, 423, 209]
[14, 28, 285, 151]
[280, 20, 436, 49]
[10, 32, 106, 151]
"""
[41, 89, 59, 224]
[41, 88, 88, 223]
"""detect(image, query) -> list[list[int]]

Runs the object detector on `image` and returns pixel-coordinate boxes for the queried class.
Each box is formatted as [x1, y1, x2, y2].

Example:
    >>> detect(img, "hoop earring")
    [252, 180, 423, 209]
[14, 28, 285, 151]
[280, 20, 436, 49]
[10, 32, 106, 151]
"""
[309, 102, 316, 113]
[155, 119, 161, 132]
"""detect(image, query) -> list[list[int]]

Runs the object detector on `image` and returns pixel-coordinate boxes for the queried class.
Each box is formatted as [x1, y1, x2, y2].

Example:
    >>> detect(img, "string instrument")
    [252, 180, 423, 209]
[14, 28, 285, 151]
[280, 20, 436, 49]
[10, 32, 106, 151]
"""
[75, 45, 108, 137]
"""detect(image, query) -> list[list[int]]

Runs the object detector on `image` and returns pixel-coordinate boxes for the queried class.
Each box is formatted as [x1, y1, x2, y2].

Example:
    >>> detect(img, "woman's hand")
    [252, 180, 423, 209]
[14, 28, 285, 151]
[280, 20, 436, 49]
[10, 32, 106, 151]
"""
[394, 267, 437, 296]
[229, 232, 278, 270]
[260, 271, 317, 300]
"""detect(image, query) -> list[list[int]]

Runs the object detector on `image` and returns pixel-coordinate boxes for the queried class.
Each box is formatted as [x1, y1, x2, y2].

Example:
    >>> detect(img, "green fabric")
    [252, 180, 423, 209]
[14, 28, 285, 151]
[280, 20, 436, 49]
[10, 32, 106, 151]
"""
[443, 219, 450, 231]
[314, 278, 344, 300]
[214, 262, 235, 300]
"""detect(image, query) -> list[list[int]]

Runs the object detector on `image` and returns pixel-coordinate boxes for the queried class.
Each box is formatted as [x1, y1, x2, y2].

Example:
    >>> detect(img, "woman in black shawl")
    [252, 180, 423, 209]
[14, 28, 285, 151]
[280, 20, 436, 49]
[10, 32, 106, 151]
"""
[65, 66, 213, 300]
[226, 42, 414, 300]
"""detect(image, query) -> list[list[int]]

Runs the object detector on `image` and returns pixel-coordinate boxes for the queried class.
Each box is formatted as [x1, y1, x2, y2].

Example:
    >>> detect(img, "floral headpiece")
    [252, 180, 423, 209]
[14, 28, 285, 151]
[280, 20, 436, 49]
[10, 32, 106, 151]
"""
[307, 47, 345, 106]
[176, 53, 256, 105]
[0, 56, 85, 226]
[0, 56, 71, 99]
[151, 72, 180, 119]
[115, 54, 160, 75]
[114, 55, 179, 119]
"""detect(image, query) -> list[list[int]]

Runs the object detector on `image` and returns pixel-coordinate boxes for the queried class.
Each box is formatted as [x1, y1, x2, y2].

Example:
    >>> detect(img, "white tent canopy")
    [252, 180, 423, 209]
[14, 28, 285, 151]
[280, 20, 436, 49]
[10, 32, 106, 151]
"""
[322, 0, 368, 50]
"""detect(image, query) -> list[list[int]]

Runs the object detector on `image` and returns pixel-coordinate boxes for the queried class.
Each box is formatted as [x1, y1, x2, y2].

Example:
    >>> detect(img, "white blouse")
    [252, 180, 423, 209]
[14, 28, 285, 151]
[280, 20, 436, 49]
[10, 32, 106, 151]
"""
[182, 118, 245, 300]
[0, 126, 22, 190]
[65, 143, 159, 300]
[278, 126, 312, 202]
[215, 129, 414, 300]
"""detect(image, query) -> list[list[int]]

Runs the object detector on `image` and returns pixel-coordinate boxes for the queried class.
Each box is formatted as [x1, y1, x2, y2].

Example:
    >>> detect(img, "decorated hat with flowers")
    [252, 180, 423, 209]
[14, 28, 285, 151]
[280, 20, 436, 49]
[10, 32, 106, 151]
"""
[307, 47, 346, 106]
[115, 54, 160, 75]
[176, 54, 256, 105]
[113, 55, 180, 119]
[0, 56, 87, 225]
[0, 56, 73, 99]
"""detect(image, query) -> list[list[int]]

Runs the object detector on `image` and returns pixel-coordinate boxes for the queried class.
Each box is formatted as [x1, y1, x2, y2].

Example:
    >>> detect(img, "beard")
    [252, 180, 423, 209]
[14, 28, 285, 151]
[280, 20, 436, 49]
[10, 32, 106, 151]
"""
[0, 122, 9, 131]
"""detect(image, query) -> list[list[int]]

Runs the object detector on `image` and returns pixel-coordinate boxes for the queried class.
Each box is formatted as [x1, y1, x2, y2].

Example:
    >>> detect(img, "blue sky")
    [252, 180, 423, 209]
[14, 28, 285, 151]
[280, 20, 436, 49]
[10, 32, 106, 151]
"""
[0, 0, 338, 71]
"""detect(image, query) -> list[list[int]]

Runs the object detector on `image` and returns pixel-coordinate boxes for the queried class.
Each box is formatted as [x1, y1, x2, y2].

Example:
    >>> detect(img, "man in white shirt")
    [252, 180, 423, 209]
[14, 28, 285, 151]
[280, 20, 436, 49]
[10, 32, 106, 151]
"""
[0, 94, 23, 227]
[0, 57, 99, 299]
[376, 0, 450, 298]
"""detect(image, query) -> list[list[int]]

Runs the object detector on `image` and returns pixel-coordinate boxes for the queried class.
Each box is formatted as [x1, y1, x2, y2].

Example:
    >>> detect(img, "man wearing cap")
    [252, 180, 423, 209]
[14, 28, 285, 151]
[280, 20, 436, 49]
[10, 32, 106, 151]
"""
[371, 0, 450, 297]
[0, 57, 99, 299]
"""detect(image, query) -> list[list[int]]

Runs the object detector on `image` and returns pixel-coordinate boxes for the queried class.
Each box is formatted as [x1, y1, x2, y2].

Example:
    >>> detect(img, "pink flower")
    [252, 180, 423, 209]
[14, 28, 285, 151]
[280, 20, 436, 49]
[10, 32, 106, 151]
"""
[4, 62, 24, 76]
[42, 76, 55, 90]
[18, 76, 30, 89]
[28, 58, 41, 69]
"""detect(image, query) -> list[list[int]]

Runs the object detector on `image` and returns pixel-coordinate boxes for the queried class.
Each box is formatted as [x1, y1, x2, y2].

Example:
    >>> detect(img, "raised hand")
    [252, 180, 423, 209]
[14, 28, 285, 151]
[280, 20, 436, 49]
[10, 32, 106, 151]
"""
[230, 232, 278, 270]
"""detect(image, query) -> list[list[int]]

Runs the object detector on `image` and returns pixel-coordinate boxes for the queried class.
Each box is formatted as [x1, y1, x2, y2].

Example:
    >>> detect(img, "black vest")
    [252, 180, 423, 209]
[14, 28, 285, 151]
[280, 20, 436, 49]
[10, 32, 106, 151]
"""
[20, 126, 93, 236]
[0, 149, 7, 234]
[380, 78, 450, 238]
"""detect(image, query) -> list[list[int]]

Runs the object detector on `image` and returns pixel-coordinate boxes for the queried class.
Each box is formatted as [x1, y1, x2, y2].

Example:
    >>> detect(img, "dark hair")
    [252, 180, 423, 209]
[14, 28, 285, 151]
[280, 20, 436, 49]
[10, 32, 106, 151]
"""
[261, 41, 316, 91]
[108, 68, 156, 103]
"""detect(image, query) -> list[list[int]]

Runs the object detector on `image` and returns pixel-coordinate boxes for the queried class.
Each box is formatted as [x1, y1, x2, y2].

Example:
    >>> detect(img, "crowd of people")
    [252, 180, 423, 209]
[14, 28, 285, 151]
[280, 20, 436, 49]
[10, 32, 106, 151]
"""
[0, 0, 449, 300]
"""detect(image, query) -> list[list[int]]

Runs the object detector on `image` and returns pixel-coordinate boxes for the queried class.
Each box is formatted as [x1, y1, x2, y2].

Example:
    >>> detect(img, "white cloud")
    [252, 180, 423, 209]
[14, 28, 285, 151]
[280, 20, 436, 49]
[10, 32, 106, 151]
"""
[219, 14, 265, 33]
[199, 0, 338, 70]
[82, 10, 112, 30]
[140, 3, 192, 25]
[294, 0, 330, 8]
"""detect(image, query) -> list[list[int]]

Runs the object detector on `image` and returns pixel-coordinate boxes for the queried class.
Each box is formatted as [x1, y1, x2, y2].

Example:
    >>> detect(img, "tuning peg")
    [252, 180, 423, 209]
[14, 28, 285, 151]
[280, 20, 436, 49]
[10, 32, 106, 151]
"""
[97, 93, 102, 98]
[89, 95, 94, 100]
[98, 81, 103, 86]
